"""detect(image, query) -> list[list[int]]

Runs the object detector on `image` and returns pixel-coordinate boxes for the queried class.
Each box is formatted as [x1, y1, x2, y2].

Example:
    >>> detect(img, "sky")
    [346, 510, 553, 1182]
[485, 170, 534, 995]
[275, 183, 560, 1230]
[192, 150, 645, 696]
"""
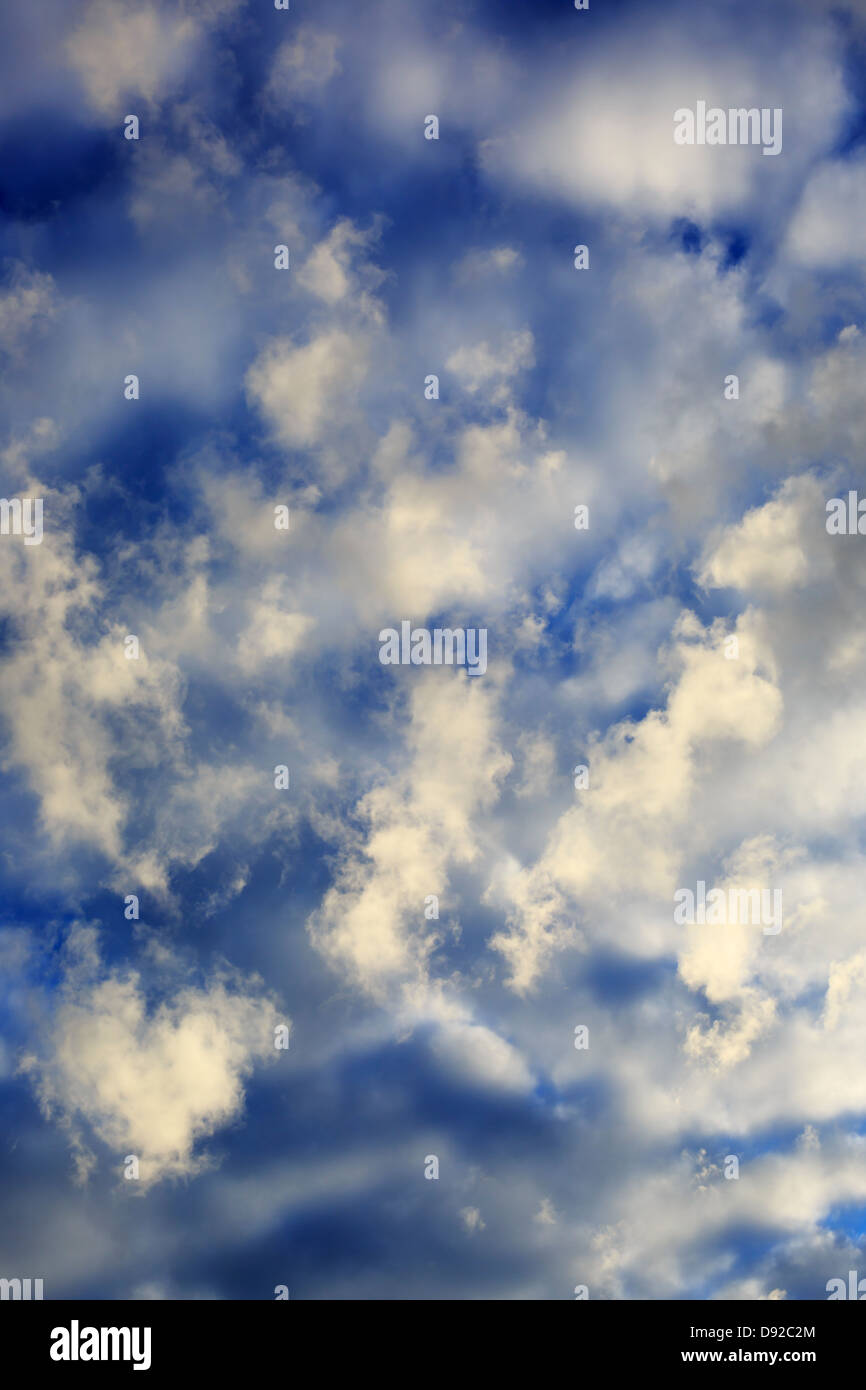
[1, 0, 866, 1301]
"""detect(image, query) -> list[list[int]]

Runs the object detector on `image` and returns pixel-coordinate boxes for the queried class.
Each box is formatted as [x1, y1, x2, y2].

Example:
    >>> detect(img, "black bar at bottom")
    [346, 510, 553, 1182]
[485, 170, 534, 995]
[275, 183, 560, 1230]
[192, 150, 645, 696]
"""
[2, 1298, 857, 1375]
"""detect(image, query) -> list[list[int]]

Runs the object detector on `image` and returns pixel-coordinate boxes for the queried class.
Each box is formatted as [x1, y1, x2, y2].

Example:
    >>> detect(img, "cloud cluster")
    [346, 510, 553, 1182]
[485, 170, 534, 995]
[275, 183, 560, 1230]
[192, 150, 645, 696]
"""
[20, 928, 281, 1187]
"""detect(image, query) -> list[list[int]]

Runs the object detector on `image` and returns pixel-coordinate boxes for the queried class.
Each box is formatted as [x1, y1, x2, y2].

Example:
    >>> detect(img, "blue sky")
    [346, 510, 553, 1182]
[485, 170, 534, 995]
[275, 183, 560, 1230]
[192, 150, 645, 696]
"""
[2, 0, 866, 1300]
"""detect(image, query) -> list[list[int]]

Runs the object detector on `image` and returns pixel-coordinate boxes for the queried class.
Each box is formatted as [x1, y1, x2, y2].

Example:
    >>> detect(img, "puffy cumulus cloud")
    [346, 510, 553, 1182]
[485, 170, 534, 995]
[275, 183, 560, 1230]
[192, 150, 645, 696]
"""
[481, 410, 866, 1140]
[534, 1197, 557, 1226]
[127, 112, 243, 230]
[265, 27, 341, 105]
[489, 607, 783, 993]
[446, 328, 535, 398]
[138, 762, 277, 893]
[20, 928, 281, 1187]
[677, 836, 805, 1069]
[590, 532, 662, 603]
[824, 950, 866, 1032]
[0, 416, 61, 474]
[698, 473, 828, 594]
[65, 1, 196, 115]
[785, 154, 866, 268]
[196, 468, 312, 560]
[513, 731, 557, 802]
[431, 1021, 533, 1095]
[668, 851, 866, 1122]
[244, 217, 387, 459]
[459, 1206, 486, 1233]
[0, 468, 303, 898]
[296, 217, 387, 314]
[328, 412, 594, 621]
[478, 18, 848, 220]
[308, 671, 512, 1001]
[331, 428, 499, 615]
[235, 578, 316, 675]
[728, 1285, 787, 1301]
[806, 324, 866, 460]
[0, 264, 59, 353]
[596, 241, 795, 521]
[533, 837, 866, 1148]
[0, 168, 332, 443]
[578, 1135, 866, 1299]
[305, 668, 540, 1118]
[0, 478, 185, 869]
[454, 246, 524, 283]
[245, 327, 372, 452]
[359, 16, 512, 150]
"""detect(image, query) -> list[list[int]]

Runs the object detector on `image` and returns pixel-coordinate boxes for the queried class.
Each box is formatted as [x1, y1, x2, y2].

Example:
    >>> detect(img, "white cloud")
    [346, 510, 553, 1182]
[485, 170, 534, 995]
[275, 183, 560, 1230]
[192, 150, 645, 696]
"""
[309, 672, 512, 1000]
[0, 480, 185, 866]
[698, 474, 827, 594]
[489, 608, 783, 993]
[265, 28, 341, 104]
[479, 24, 848, 219]
[21, 928, 281, 1187]
[786, 155, 866, 266]
[0, 265, 58, 352]
[296, 218, 385, 314]
[454, 246, 523, 282]
[236, 578, 316, 674]
[66, 1, 196, 114]
[246, 328, 371, 450]
[459, 1206, 486, 1233]
[432, 1022, 533, 1094]
[446, 329, 534, 396]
